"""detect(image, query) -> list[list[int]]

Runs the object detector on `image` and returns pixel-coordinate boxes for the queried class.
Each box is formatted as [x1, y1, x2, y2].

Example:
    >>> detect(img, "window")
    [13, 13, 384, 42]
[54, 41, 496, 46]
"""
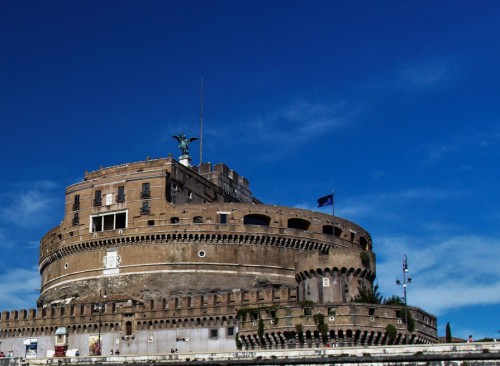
[219, 213, 227, 224]
[193, 216, 203, 224]
[170, 217, 179, 224]
[210, 329, 218, 339]
[304, 307, 312, 316]
[147, 219, 155, 226]
[73, 195, 80, 211]
[287, 218, 310, 231]
[227, 327, 235, 337]
[91, 211, 127, 232]
[322, 225, 333, 235]
[94, 190, 102, 207]
[243, 214, 271, 226]
[72, 212, 79, 226]
[117, 186, 125, 203]
[187, 190, 192, 199]
[369, 308, 375, 316]
[141, 182, 151, 199]
[141, 201, 150, 215]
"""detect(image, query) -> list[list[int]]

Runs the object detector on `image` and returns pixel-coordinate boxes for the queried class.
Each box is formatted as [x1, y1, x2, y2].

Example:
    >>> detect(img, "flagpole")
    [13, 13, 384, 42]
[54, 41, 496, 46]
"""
[332, 190, 335, 218]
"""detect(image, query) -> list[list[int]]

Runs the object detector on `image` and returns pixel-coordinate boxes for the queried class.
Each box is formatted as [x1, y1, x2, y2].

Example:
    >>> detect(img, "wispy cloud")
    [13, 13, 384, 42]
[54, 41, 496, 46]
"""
[421, 128, 500, 164]
[0, 267, 40, 310]
[251, 100, 355, 143]
[215, 100, 359, 159]
[336, 187, 463, 221]
[376, 234, 500, 315]
[0, 180, 59, 228]
[371, 58, 456, 91]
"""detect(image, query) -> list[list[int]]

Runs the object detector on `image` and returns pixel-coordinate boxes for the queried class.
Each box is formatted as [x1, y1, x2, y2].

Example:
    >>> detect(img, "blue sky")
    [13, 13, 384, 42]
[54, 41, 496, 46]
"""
[1, 1, 499, 340]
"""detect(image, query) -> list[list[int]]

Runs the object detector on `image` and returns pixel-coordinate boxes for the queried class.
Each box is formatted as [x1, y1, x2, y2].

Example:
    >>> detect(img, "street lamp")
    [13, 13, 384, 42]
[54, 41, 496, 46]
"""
[396, 254, 412, 331]
[95, 291, 107, 355]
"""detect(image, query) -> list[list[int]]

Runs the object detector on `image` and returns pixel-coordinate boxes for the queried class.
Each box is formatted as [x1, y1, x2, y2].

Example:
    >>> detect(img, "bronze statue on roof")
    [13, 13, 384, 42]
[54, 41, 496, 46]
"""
[173, 133, 198, 156]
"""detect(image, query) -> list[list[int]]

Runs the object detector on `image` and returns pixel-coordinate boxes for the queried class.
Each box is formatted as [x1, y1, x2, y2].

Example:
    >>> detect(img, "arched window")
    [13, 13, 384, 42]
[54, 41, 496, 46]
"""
[288, 218, 310, 231]
[334, 227, 342, 237]
[360, 236, 369, 250]
[243, 214, 270, 226]
[322, 225, 333, 235]
[125, 321, 133, 336]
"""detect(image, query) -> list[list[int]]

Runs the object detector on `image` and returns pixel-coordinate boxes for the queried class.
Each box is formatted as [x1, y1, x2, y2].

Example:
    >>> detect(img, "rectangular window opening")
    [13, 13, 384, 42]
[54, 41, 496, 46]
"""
[91, 211, 127, 232]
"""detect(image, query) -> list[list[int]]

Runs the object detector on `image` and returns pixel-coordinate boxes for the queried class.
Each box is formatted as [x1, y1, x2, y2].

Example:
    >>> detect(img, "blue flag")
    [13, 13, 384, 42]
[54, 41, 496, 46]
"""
[317, 194, 333, 207]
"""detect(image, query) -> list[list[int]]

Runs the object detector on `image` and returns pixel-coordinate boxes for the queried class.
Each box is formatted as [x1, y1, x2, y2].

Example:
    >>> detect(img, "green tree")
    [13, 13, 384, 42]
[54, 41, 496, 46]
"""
[351, 283, 383, 304]
[386, 324, 397, 344]
[446, 322, 452, 343]
[383, 295, 405, 306]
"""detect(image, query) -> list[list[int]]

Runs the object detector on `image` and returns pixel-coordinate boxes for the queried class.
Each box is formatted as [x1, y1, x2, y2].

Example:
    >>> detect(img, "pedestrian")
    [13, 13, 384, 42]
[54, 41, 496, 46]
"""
[468, 335, 473, 343]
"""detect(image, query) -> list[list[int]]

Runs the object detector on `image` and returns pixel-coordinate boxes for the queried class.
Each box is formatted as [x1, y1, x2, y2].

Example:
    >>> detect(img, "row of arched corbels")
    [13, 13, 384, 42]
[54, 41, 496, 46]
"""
[238, 328, 436, 349]
[295, 267, 376, 283]
[39, 231, 359, 272]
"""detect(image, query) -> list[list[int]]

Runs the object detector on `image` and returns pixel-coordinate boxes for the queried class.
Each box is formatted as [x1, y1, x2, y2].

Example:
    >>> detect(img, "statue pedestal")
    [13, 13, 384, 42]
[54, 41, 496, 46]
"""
[179, 155, 192, 167]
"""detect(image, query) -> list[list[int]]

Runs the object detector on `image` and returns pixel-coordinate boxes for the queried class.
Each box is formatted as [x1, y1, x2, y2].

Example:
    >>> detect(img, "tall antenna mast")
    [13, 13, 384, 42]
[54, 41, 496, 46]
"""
[199, 78, 204, 164]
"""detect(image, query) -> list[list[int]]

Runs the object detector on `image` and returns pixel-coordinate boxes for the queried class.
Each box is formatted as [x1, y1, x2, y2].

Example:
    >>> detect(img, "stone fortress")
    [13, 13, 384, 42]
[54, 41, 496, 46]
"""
[0, 142, 437, 357]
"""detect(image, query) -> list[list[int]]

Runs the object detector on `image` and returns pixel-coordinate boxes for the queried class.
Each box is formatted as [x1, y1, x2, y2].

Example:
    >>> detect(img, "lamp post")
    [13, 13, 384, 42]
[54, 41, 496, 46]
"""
[96, 291, 107, 355]
[396, 254, 412, 330]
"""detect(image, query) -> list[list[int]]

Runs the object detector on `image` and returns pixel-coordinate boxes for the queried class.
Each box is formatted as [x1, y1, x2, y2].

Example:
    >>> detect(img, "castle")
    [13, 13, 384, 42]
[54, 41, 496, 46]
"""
[0, 144, 437, 357]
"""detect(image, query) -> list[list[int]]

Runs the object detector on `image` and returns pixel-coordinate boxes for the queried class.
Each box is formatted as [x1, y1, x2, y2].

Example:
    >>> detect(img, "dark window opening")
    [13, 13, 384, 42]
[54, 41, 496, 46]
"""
[322, 225, 334, 235]
[227, 327, 235, 336]
[73, 195, 80, 211]
[92, 212, 127, 232]
[219, 213, 227, 224]
[334, 227, 343, 237]
[94, 190, 102, 207]
[288, 218, 310, 231]
[116, 213, 126, 229]
[243, 214, 271, 226]
[141, 201, 150, 215]
[141, 182, 151, 199]
[360, 236, 369, 250]
[117, 186, 125, 203]
[304, 307, 312, 316]
[104, 214, 114, 230]
[350, 231, 355, 242]
[369, 308, 375, 316]
[170, 217, 179, 224]
[210, 329, 218, 338]
[72, 213, 79, 226]
[148, 219, 155, 226]
[125, 321, 133, 336]
[193, 216, 203, 224]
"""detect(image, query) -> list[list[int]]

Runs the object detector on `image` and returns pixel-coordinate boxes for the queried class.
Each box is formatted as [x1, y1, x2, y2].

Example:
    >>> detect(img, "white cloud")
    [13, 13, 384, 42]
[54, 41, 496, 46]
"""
[337, 188, 463, 221]
[0, 180, 59, 228]
[376, 234, 500, 315]
[0, 267, 40, 310]
[371, 58, 455, 91]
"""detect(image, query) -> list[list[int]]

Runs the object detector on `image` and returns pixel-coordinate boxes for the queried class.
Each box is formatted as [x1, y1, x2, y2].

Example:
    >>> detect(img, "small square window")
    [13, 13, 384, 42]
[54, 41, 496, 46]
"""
[304, 307, 312, 316]
[148, 220, 155, 226]
[227, 327, 235, 337]
[369, 308, 375, 316]
[210, 329, 218, 339]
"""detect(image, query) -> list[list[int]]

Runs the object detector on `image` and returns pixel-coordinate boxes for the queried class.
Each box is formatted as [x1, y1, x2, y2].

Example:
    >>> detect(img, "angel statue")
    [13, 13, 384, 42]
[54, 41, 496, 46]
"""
[172, 133, 198, 156]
